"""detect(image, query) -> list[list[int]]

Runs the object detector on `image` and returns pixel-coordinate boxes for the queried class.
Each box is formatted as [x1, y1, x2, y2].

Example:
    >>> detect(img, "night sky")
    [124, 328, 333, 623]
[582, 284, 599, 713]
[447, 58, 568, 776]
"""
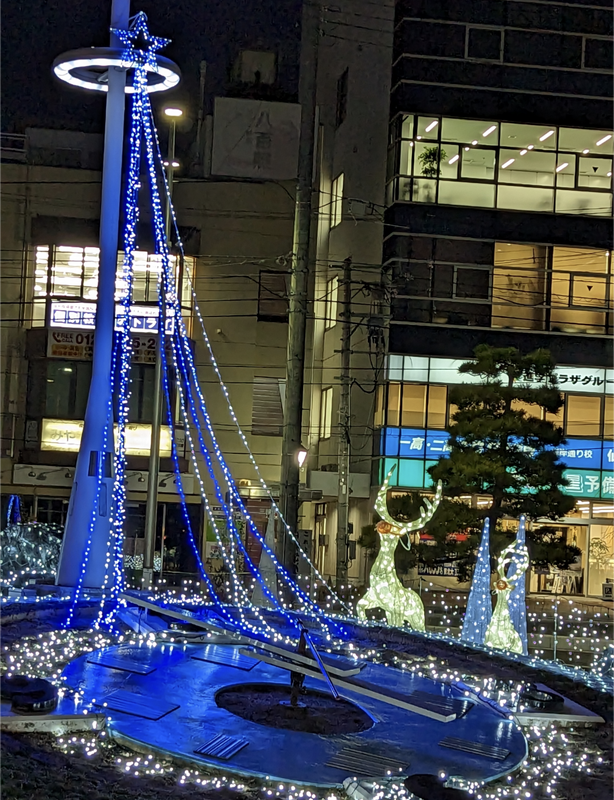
[1, 0, 301, 135]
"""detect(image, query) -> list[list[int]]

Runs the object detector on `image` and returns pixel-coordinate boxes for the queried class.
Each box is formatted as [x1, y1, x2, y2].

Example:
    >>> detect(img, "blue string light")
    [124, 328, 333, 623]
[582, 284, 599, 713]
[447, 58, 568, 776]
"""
[460, 519, 492, 646]
[69, 13, 346, 643]
[147, 115, 351, 618]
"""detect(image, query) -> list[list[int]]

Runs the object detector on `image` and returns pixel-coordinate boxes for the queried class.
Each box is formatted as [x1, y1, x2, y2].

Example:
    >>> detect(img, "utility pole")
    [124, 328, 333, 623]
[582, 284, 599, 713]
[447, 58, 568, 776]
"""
[336, 257, 352, 588]
[142, 108, 181, 588]
[279, 0, 320, 573]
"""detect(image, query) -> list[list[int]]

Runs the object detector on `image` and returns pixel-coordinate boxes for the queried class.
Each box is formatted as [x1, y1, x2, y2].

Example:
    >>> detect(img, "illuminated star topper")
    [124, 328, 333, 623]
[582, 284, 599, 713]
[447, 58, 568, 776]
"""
[112, 11, 170, 69]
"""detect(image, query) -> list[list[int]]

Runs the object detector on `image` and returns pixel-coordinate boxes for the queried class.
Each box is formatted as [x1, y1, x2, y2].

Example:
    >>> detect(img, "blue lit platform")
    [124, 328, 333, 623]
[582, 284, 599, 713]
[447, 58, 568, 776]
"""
[61, 641, 528, 788]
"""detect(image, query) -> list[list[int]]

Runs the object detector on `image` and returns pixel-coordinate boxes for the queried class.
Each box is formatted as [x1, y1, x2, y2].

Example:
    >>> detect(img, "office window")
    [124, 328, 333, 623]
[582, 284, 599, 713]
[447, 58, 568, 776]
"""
[401, 384, 427, 428]
[324, 277, 338, 329]
[492, 244, 546, 331]
[551, 248, 611, 334]
[466, 28, 502, 62]
[331, 173, 344, 228]
[335, 68, 348, 128]
[566, 395, 601, 437]
[46, 360, 92, 420]
[427, 385, 447, 429]
[454, 267, 491, 301]
[257, 270, 288, 321]
[604, 396, 613, 438]
[374, 384, 385, 428]
[393, 116, 613, 216]
[128, 364, 155, 424]
[320, 387, 333, 440]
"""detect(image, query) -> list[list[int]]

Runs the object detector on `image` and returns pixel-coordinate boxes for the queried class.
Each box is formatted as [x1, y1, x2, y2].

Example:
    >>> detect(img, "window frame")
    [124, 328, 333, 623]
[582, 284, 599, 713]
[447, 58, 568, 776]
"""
[257, 269, 289, 322]
[335, 68, 349, 129]
[465, 26, 504, 63]
[320, 386, 334, 440]
[324, 276, 338, 330]
[331, 173, 344, 228]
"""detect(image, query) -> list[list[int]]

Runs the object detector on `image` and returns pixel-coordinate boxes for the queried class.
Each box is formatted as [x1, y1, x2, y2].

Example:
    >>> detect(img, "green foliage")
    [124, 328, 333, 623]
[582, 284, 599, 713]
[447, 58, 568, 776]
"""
[427, 344, 577, 573]
[417, 146, 447, 178]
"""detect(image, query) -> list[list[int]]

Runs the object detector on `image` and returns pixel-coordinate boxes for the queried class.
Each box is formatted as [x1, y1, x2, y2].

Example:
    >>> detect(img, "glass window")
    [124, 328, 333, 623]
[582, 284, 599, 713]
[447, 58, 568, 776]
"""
[398, 459, 425, 488]
[604, 396, 613, 439]
[558, 128, 613, 157]
[551, 248, 611, 333]
[566, 395, 601, 437]
[320, 387, 333, 440]
[401, 115, 414, 140]
[331, 173, 344, 227]
[555, 155, 576, 189]
[461, 148, 497, 181]
[258, 271, 288, 321]
[374, 384, 385, 428]
[438, 181, 496, 208]
[492, 243, 547, 330]
[587, 524, 613, 597]
[51, 246, 85, 297]
[511, 399, 541, 419]
[577, 156, 612, 190]
[46, 360, 92, 419]
[324, 277, 338, 329]
[387, 382, 401, 426]
[335, 68, 348, 129]
[497, 185, 554, 213]
[498, 148, 556, 186]
[555, 189, 612, 217]
[442, 119, 499, 145]
[454, 267, 491, 300]
[401, 384, 427, 427]
[412, 178, 437, 203]
[500, 122, 557, 151]
[399, 140, 414, 175]
[427, 385, 447, 429]
[439, 145, 460, 180]
[416, 116, 440, 141]
[128, 364, 155, 423]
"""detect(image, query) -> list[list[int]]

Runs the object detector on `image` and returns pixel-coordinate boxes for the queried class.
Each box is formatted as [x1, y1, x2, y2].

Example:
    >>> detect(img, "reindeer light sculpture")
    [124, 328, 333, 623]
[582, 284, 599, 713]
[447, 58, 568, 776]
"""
[356, 466, 443, 631]
[484, 537, 529, 655]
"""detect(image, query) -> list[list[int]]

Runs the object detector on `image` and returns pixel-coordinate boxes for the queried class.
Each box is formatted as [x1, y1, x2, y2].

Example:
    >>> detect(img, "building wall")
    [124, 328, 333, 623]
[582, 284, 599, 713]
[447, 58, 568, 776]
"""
[301, 0, 395, 584]
[377, 0, 614, 596]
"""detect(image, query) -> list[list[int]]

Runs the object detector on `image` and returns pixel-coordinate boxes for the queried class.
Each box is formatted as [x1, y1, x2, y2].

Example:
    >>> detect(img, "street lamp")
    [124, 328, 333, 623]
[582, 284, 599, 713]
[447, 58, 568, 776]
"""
[142, 105, 183, 588]
[297, 446, 308, 468]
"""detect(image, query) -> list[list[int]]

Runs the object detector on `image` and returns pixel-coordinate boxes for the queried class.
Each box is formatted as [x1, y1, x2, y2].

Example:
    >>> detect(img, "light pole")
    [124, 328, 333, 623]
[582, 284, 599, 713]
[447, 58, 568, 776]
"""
[142, 106, 182, 588]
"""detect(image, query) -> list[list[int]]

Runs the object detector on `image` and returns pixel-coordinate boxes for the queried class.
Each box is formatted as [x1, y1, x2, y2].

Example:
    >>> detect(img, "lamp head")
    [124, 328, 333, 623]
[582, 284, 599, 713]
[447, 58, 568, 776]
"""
[164, 107, 183, 118]
[297, 447, 308, 468]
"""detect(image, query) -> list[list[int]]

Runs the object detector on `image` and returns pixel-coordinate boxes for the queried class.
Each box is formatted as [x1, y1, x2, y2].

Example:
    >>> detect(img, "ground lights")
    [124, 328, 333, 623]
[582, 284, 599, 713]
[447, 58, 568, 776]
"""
[1, 626, 610, 800]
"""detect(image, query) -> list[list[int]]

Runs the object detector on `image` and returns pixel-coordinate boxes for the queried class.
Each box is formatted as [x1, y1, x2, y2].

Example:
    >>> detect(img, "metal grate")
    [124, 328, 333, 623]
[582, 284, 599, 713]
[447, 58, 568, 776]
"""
[194, 733, 248, 760]
[87, 653, 156, 675]
[439, 736, 511, 761]
[94, 690, 179, 720]
[326, 745, 410, 777]
[408, 691, 473, 718]
[191, 646, 256, 671]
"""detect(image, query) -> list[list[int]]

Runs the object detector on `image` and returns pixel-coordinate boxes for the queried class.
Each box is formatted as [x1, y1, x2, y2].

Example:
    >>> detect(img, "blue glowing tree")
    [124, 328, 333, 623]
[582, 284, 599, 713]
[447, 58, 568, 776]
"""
[460, 519, 492, 646]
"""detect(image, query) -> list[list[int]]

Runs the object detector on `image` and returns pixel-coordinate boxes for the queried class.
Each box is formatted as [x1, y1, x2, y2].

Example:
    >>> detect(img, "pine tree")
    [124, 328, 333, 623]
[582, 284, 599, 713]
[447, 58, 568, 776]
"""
[428, 344, 578, 570]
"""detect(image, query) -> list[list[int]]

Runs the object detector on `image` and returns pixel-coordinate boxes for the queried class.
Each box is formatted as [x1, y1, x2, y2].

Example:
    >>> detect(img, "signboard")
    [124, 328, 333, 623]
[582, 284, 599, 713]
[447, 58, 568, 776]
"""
[49, 300, 173, 334]
[40, 418, 175, 456]
[388, 356, 613, 395]
[211, 97, 301, 181]
[418, 562, 460, 577]
[561, 469, 612, 499]
[47, 330, 159, 364]
[47, 330, 94, 360]
[554, 440, 602, 470]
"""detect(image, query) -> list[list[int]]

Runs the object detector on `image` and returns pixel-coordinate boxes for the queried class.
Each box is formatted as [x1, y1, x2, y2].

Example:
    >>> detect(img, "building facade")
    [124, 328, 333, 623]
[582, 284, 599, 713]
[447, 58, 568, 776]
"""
[379, 0, 613, 596]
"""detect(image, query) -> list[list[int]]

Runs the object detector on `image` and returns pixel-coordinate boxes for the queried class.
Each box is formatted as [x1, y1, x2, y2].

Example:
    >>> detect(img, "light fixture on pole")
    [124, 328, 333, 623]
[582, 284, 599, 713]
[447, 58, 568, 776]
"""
[142, 104, 183, 588]
[297, 446, 308, 469]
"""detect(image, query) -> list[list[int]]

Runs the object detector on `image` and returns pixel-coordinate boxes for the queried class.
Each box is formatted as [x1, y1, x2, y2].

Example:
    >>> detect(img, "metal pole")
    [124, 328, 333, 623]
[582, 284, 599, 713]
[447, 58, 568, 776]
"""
[142, 119, 176, 588]
[336, 257, 352, 588]
[279, 0, 320, 574]
[57, 0, 129, 588]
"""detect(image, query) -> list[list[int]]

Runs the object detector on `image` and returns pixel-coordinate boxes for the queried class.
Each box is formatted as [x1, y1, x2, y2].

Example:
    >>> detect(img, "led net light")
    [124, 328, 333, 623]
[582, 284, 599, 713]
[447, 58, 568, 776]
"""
[357, 466, 442, 630]
[485, 536, 530, 655]
[0, 522, 63, 586]
[461, 519, 492, 646]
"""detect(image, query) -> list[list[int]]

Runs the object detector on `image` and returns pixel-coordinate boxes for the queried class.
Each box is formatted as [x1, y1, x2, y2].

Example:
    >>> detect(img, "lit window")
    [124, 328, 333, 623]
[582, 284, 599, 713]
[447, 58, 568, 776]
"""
[320, 387, 333, 440]
[324, 277, 338, 329]
[331, 173, 344, 228]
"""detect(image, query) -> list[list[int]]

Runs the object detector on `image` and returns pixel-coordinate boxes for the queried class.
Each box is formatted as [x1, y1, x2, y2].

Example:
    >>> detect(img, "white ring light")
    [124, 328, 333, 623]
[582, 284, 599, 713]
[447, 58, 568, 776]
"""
[53, 48, 181, 94]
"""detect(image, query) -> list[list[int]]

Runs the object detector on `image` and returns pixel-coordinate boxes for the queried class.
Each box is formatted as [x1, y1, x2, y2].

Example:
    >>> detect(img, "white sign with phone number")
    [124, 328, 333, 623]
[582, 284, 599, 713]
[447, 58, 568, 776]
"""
[48, 330, 157, 364]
